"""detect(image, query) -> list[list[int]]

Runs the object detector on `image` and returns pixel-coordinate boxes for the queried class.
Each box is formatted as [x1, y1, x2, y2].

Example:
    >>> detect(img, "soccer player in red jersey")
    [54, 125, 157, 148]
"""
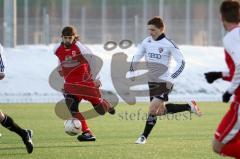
[54, 26, 115, 141]
[0, 44, 33, 153]
[205, 1, 240, 158]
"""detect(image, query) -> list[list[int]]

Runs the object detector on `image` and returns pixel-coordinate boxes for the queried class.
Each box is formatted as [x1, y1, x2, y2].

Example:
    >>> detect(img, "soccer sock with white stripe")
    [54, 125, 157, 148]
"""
[142, 114, 157, 138]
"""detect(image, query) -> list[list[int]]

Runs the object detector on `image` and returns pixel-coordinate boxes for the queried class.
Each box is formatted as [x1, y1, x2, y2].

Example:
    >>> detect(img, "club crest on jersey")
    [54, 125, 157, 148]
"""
[72, 51, 77, 57]
[158, 48, 163, 53]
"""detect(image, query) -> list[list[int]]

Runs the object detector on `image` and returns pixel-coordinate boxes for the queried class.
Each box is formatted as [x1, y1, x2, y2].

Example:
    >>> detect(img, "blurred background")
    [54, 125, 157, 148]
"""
[0, 0, 224, 47]
[0, 0, 229, 103]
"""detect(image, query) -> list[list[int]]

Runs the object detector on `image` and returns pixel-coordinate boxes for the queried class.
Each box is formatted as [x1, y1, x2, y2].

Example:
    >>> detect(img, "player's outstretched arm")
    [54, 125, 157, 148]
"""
[130, 42, 145, 71]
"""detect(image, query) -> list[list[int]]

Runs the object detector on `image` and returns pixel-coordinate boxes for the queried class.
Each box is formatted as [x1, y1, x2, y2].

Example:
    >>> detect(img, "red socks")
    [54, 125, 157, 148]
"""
[74, 112, 90, 133]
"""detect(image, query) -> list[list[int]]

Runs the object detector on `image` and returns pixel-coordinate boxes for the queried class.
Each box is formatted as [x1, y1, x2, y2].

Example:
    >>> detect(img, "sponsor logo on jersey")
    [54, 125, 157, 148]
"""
[148, 53, 161, 59]
[65, 55, 72, 61]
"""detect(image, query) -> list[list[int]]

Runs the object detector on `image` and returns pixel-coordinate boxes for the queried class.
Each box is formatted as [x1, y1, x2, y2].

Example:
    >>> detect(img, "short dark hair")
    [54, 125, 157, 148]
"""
[147, 16, 164, 29]
[220, 0, 240, 23]
[61, 26, 77, 36]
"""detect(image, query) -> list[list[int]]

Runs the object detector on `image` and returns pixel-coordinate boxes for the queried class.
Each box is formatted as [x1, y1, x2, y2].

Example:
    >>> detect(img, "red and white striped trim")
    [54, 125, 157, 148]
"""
[222, 103, 240, 144]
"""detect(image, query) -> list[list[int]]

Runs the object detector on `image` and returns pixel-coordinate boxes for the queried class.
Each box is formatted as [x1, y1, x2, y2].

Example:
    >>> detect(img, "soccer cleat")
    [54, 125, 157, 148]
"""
[22, 129, 33, 154]
[77, 132, 96, 142]
[135, 135, 147, 144]
[188, 100, 202, 117]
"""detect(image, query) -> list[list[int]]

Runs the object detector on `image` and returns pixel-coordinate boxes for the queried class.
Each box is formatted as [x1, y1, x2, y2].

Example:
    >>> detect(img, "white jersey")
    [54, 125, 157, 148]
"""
[222, 26, 240, 94]
[131, 34, 185, 83]
[0, 44, 5, 74]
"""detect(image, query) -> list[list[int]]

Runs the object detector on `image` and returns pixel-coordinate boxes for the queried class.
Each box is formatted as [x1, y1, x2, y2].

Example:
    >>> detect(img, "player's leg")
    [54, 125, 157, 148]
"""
[136, 97, 164, 144]
[212, 102, 240, 158]
[163, 100, 202, 116]
[213, 136, 240, 158]
[220, 137, 240, 158]
[212, 139, 224, 154]
[65, 94, 89, 132]
[83, 83, 115, 115]
[146, 81, 202, 116]
[136, 82, 170, 144]
[92, 98, 115, 115]
[0, 111, 33, 153]
[64, 94, 96, 141]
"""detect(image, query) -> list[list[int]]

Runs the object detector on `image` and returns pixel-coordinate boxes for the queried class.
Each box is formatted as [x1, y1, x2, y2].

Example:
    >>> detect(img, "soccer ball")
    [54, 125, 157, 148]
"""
[64, 118, 82, 136]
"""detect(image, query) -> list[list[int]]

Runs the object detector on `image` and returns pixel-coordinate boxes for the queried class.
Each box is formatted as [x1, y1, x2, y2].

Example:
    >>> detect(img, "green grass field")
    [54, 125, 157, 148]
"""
[0, 102, 231, 159]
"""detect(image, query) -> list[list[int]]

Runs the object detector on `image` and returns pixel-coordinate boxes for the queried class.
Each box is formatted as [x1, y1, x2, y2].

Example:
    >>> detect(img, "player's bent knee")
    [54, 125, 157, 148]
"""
[93, 104, 106, 115]
[212, 144, 221, 154]
[149, 109, 158, 116]
[212, 145, 218, 154]
[158, 106, 166, 115]
[212, 139, 223, 154]
[149, 105, 165, 116]
[156, 109, 166, 116]
[0, 111, 5, 122]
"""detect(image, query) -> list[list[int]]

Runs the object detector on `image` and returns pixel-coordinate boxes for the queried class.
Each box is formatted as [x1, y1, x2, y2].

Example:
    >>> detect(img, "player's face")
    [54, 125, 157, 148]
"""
[62, 36, 74, 48]
[148, 25, 163, 40]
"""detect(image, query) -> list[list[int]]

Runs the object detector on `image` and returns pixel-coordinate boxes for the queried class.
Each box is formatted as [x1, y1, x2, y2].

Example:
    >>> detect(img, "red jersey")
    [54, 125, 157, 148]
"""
[54, 41, 94, 83]
[222, 27, 240, 100]
[214, 28, 240, 147]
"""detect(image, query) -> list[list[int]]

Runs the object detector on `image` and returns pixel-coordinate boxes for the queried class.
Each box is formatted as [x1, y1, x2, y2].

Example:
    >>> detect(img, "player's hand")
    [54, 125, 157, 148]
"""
[94, 79, 102, 88]
[204, 72, 222, 84]
[222, 91, 232, 103]
[0, 72, 5, 80]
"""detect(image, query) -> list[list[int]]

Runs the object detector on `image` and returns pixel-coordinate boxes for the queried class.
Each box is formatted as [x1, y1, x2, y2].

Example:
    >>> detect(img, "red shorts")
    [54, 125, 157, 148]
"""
[63, 81, 102, 105]
[215, 99, 240, 144]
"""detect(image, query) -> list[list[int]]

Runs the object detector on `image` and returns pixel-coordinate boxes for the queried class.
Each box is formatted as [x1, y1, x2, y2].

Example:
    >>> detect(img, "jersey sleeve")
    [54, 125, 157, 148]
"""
[53, 43, 62, 74]
[130, 41, 146, 71]
[53, 43, 61, 56]
[170, 47, 185, 79]
[76, 41, 101, 80]
[0, 45, 6, 74]
[223, 36, 240, 94]
[222, 50, 234, 81]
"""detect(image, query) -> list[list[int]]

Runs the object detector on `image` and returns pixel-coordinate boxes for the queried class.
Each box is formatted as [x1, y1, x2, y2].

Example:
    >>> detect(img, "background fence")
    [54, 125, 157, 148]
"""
[0, 0, 224, 46]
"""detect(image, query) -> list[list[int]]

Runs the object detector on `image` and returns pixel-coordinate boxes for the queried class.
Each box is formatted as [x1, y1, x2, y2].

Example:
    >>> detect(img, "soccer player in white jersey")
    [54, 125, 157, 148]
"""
[204, 1, 240, 158]
[0, 44, 33, 153]
[131, 17, 202, 144]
